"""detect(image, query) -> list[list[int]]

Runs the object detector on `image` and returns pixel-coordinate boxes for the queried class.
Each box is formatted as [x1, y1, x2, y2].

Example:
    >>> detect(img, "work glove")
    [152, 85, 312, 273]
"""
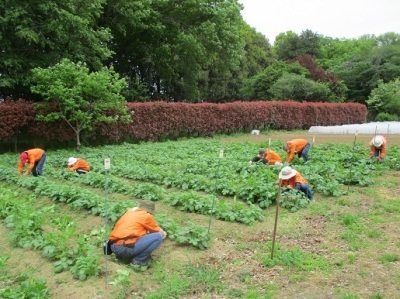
[160, 229, 167, 240]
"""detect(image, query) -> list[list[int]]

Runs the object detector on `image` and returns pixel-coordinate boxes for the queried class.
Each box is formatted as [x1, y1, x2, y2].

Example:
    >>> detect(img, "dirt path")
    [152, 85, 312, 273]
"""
[222, 131, 400, 146]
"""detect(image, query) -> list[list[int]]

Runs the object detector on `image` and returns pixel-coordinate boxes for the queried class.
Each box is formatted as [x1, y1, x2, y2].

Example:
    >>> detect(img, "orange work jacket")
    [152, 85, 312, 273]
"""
[263, 149, 283, 165]
[109, 208, 161, 246]
[369, 136, 387, 159]
[285, 139, 308, 162]
[280, 172, 309, 189]
[17, 148, 45, 173]
[68, 158, 91, 171]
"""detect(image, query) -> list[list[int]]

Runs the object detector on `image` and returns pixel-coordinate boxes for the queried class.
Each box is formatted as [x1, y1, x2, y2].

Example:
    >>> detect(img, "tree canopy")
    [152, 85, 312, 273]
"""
[31, 59, 130, 149]
[0, 0, 399, 118]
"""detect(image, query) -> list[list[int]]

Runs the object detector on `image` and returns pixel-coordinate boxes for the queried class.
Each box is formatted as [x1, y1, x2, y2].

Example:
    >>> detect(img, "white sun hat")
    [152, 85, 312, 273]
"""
[373, 136, 384, 147]
[279, 166, 297, 180]
[68, 157, 78, 166]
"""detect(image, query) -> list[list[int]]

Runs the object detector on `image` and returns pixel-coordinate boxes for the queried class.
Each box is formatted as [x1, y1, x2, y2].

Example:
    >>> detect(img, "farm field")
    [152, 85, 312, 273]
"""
[0, 131, 399, 299]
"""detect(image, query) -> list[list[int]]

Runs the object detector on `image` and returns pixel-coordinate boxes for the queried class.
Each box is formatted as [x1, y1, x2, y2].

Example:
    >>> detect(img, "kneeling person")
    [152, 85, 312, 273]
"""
[67, 157, 91, 174]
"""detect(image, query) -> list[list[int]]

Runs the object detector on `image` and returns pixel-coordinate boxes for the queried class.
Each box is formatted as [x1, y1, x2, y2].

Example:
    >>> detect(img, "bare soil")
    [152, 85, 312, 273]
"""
[222, 131, 400, 146]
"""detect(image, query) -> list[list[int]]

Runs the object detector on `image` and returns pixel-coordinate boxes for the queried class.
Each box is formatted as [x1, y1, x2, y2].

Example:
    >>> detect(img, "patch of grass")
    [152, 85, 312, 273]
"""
[289, 274, 307, 283]
[361, 188, 378, 197]
[237, 268, 252, 283]
[335, 198, 354, 207]
[308, 201, 331, 216]
[183, 264, 222, 293]
[341, 229, 364, 251]
[260, 242, 329, 271]
[378, 254, 399, 264]
[224, 282, 277, 299]
[340, 213, 361, 228]
[347, 253, 356, 264]
[367, 214, 391, 224]
[145, 268, 190, 299]
[373, 199, 400, 213]
[370, 292, 385, 299]
[366, 228, 381, 238]
[143, 263, 223, 298]
[338, 293, 359, 299]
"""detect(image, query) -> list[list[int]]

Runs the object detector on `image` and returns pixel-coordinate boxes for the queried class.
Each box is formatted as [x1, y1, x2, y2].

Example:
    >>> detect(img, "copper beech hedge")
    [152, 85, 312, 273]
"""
[0, 100, 367, 145]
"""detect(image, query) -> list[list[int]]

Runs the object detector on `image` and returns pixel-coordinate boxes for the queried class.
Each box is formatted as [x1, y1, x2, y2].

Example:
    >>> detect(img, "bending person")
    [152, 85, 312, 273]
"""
[369, 135, 387, 162]
[282, 139, 310, 163]
[17, 148, 46, 177]
[251, 148, 283, 165]
[67, 157, 91, 174]
[278, 166, 313, 201]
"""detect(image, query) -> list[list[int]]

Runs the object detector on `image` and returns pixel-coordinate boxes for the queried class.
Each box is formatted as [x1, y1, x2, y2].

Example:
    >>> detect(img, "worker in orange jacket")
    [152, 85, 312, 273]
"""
[250, 148, 283, 165]
[279, 166, 313, 200]
[282, 138, 310, 162]
[108, 200, 167, 268]
[369, 135, 387, 162]
[17, 148, 46, 176]
[67, 157, 91, 174]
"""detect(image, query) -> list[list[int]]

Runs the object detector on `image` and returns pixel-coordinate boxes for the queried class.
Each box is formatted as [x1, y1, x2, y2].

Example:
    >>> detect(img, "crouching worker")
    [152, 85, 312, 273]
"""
[108, 200, 167, 269]
[67, 157, 91, 174]
[250, 149, 283, 166]
[17, 148, 46, 176]
[369, 135, 387, 162]
[278, 166, 313, 201]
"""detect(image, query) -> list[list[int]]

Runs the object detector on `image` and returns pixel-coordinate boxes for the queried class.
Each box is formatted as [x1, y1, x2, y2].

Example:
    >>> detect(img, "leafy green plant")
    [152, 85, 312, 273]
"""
[0, 275, 50, 299]
[279, 189, 310, 212]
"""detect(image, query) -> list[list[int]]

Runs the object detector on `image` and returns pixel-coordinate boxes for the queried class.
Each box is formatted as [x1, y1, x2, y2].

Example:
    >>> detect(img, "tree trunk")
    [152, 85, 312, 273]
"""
[76, 130, 81, 152]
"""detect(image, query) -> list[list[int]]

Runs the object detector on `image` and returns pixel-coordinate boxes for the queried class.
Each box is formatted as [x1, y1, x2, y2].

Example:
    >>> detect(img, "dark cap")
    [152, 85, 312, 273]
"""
[139, 200, 155, 214]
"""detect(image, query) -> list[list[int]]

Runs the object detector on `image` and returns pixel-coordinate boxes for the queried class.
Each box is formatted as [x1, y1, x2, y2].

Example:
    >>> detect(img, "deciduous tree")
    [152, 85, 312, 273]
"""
[31, 59, 130, 149]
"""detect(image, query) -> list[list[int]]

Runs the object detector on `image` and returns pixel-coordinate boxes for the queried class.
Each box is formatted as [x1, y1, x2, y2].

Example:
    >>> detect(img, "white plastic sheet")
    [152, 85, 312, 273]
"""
[308, 122, 400, 134]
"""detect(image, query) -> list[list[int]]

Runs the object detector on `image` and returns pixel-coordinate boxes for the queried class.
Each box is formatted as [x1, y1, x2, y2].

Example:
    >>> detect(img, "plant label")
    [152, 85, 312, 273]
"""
[219, 150, 224, 158]
[104, 158, 111, 170]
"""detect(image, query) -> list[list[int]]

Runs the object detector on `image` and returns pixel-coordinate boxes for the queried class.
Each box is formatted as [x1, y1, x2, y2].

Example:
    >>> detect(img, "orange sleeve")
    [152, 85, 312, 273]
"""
[380, 138, 387, 158]
[286, 139, 307, 162]
[286, 142, 296, 162]
[17, 160, 25, 173]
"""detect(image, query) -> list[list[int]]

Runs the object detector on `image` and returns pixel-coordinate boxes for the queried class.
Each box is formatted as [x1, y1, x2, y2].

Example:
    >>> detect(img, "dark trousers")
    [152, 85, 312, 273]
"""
[251, 156, 267, 164]
[298, 143, 311, 161]
[282, 183, 313, 201]
[32, 152, 46, 176]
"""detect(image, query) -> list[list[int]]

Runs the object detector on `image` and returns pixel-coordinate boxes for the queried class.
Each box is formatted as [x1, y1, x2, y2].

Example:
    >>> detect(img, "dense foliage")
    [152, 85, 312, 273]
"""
[0, 1, 399, 118]
[0, 100, 367, 146]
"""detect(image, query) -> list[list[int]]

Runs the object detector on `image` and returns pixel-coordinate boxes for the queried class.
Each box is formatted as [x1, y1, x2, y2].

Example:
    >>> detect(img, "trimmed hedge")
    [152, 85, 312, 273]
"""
[0, 100, 367, 147]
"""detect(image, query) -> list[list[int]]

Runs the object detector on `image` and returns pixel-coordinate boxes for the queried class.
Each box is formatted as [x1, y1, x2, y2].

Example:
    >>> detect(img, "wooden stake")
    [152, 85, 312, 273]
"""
[271, 179, 282, 259]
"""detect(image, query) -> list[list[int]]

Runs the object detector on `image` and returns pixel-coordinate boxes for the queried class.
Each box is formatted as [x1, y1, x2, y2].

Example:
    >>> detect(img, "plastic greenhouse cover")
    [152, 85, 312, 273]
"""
[308, 122, 400, 134]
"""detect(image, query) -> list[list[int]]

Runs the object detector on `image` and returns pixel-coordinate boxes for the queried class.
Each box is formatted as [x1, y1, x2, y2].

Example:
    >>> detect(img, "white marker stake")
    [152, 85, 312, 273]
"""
[209, 150, 223, 234]
[268, 138, 271, 148]
[104, 158, 110, 286]
[104, 158, 111, 170]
